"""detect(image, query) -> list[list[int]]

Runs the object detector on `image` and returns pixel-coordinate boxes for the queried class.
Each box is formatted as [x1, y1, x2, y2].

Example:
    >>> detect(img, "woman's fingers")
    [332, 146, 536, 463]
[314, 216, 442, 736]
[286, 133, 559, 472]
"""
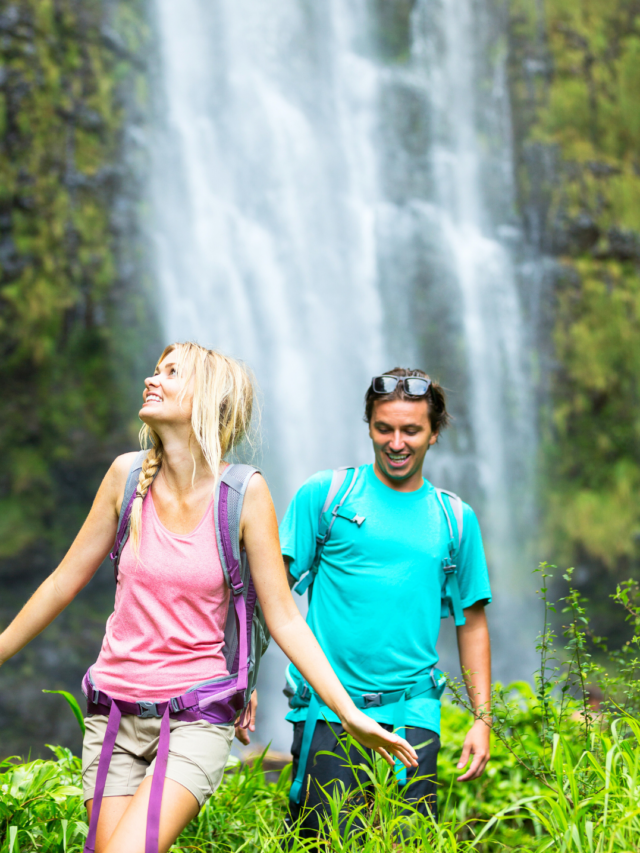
[374, 746, 394, 766]
[379, 731, 418, 767]
[392, 740, 418, 768]
[344, 715, 418, 768]
[374, 739, 418, 769]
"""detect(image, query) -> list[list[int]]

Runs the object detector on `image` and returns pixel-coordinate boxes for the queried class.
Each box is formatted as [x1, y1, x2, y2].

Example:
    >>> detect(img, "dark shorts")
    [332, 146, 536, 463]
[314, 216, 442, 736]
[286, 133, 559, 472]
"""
[285, 720, 440, 841]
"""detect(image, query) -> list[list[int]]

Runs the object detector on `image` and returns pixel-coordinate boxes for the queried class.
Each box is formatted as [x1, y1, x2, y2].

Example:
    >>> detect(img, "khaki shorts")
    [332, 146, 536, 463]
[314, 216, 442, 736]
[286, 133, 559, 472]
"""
[82, 714, 235, 807]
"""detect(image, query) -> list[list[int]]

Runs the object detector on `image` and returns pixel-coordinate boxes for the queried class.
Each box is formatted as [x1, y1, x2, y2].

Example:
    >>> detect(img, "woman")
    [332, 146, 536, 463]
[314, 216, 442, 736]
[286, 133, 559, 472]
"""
[0, 342, 417, 853]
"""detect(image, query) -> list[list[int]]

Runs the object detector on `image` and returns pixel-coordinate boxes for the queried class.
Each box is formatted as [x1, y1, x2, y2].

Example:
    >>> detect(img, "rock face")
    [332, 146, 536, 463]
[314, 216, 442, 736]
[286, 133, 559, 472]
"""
[0, 0, 158, 757]
[508, 0, 640, 641]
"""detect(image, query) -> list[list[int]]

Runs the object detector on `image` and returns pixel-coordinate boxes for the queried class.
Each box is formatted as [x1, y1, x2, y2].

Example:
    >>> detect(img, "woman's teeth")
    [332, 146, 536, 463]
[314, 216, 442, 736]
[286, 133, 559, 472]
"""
[146, 394, 162, 403]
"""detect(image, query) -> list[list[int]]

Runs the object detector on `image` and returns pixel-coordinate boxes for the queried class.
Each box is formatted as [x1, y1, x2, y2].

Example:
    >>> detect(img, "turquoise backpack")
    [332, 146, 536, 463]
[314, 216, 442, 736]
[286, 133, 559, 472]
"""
[286, 465, 466, 804]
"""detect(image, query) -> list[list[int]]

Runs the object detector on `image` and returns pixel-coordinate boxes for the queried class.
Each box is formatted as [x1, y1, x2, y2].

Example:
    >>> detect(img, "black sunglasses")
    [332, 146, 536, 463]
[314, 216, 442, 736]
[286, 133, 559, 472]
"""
[371, 375, 432, 397]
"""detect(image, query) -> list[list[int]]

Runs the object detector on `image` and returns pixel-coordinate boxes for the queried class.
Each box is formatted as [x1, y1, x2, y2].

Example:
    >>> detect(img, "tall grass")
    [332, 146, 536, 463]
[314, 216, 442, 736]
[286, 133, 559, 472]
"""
[2, 698, 640, 851]
[3, 568, 640, 851]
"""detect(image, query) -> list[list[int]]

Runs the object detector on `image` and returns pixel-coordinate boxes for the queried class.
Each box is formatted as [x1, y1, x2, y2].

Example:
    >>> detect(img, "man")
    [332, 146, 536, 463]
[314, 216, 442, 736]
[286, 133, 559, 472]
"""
[279, 368, 492, 836]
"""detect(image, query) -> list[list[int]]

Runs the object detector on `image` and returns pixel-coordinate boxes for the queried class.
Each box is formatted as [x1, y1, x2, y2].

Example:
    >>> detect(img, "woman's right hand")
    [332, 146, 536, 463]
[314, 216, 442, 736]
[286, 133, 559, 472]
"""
[342, 709, 418, 769]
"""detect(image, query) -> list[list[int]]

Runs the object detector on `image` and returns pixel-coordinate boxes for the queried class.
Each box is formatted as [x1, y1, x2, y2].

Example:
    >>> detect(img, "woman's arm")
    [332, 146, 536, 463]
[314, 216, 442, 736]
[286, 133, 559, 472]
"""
[240, 474, 418, 769]
[0, 454, 134, 666]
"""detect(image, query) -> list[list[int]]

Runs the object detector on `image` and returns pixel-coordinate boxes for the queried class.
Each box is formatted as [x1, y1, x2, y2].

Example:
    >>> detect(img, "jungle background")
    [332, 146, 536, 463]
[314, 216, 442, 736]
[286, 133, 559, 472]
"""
[1, 0, 639, 761]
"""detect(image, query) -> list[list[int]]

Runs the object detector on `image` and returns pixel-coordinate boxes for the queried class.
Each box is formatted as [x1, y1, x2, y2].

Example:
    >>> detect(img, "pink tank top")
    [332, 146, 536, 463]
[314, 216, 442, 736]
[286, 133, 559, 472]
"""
[92, 485, 230, 701]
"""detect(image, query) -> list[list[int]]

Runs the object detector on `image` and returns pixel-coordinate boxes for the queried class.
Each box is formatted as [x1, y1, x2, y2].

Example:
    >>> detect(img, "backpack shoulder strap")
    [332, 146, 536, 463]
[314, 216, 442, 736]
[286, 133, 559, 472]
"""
[434, 487, 466, 627]
[294, 466, 362, 598]
[434, 488, 463, 556]
[110, 450, 148, 581]
[215, 463, 259, 591]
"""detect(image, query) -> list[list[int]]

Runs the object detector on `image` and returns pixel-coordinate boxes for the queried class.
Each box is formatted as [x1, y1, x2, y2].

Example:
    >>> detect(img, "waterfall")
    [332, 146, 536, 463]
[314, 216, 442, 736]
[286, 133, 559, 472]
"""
[149, 0, 538, 752]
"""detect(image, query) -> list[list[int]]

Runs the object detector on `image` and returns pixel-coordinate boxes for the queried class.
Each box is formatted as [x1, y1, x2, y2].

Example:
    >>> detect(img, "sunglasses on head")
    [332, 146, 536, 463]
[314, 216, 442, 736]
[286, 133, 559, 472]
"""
[371, 374, 432, 397]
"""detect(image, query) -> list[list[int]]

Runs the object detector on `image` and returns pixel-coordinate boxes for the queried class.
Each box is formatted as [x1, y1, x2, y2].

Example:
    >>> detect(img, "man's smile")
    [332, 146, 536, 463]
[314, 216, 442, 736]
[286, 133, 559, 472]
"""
[385, 450, 411, 467]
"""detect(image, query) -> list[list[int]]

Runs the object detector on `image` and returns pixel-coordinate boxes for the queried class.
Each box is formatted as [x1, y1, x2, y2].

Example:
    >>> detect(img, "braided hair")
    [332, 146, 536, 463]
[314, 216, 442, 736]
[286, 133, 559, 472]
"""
[129, 443, 164, 557]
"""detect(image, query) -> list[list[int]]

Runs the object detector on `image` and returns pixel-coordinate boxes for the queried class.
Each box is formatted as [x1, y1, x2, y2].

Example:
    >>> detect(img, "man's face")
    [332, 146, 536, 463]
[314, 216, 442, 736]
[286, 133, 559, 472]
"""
[368, 398, 438, 485]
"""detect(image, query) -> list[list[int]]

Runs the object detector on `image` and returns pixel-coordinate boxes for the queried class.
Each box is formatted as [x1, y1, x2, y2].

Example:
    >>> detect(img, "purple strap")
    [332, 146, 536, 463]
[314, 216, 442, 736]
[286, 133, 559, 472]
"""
[146, 705, 171, 853]
[84, 701, 122, 853]
[218, 482, 248, 693]
[110, 489, 137, 581]
[235, 593, 248, 692]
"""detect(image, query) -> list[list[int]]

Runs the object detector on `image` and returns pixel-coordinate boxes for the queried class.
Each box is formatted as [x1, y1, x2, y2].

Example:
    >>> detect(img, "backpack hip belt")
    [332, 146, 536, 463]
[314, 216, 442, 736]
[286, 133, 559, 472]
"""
[83, 458, 270, 853]
[289, 667, 447, 805]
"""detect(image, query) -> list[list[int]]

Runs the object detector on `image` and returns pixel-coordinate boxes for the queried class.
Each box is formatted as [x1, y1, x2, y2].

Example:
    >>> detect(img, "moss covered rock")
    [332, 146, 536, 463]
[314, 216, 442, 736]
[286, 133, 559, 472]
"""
[509, 0, 640, 633]
[0, 0, 158, 758]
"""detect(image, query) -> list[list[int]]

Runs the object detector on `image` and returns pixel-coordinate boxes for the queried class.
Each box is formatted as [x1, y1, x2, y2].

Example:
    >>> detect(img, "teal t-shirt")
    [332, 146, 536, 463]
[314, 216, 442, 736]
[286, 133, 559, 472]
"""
[279, 464, 492, 735]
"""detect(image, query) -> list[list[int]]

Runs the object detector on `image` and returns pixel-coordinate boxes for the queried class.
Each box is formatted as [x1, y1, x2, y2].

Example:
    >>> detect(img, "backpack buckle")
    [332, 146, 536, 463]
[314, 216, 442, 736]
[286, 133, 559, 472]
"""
[299, 683, 310, 701]
[137, 701, 161, 718]
[92, 687, 101, 704]
[431, 668, 446, 690]
[230, 579, 244, 596]
[443, 562, 456, 574]
[362, 692, 382, 708]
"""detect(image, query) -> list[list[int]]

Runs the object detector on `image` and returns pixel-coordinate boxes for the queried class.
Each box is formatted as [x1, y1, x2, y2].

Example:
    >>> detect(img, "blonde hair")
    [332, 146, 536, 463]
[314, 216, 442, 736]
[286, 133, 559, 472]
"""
[129, 342, 256, 556]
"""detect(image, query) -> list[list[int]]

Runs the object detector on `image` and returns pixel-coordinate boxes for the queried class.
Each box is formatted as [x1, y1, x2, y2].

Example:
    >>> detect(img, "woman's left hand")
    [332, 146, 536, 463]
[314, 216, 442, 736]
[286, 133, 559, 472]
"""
[235, 690, 258, 745]
[342, 710, 418, 768]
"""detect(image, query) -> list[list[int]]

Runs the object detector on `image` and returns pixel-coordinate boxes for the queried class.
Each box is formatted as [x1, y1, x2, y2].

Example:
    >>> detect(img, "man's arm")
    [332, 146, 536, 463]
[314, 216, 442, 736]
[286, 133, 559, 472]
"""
[455, 601, 491, 781]
[284, 555, 296, 588]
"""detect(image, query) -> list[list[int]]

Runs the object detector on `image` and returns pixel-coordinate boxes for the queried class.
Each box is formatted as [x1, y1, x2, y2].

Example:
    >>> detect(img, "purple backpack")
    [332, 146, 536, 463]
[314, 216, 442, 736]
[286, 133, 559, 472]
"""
[82, 453, 270, 853]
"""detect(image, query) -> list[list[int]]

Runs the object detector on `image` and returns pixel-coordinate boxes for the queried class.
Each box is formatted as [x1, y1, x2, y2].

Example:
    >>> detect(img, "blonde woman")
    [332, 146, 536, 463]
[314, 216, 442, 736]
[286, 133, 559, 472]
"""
[0, 342, 417, 853]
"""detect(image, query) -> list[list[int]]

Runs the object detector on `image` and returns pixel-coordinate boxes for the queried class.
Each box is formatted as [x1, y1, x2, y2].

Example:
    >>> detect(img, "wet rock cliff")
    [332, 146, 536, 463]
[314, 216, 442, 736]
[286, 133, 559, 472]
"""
[0, 0, 158, 757]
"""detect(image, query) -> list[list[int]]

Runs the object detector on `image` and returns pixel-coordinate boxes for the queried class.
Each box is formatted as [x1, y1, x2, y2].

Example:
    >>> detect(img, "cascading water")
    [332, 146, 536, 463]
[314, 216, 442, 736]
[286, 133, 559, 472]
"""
[149, 0, 538, 752]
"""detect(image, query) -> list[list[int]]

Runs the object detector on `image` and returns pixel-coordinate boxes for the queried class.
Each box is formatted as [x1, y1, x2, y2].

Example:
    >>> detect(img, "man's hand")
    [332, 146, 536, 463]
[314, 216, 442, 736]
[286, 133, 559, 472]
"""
[235, 690, 258, 745]
[456, 718, 490, 781]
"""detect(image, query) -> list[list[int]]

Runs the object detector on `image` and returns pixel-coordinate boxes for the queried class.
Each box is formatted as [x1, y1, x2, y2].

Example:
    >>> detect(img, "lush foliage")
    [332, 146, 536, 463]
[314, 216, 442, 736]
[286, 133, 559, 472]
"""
[3, 698, 640, 852]
[0, 0, 157, 761]
[0, 0, 150, 565]
[508, 0, 640, 619]
[3, 568, 640, 852]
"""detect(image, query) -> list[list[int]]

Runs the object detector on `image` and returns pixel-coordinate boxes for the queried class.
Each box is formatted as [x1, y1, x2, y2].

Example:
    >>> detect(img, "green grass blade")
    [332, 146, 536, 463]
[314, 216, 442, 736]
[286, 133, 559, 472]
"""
[42, 690, 86, 735]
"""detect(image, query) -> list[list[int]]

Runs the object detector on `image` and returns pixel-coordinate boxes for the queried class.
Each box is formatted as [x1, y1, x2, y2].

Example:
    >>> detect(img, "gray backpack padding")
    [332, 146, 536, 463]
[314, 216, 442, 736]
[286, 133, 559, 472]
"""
[214, 464, 271, 702]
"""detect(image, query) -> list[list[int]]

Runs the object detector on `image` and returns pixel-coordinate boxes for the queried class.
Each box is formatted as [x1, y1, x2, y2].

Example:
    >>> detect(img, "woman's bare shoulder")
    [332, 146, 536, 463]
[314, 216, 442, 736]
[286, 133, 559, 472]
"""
[108, 451, 144, 512]
[244, 470, 270, 500]
[112, 451, 144, 477]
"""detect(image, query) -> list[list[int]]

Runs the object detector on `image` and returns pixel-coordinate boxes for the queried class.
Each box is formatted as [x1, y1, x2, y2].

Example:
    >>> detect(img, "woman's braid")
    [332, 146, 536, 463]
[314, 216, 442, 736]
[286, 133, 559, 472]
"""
[129, 444, 163, 558]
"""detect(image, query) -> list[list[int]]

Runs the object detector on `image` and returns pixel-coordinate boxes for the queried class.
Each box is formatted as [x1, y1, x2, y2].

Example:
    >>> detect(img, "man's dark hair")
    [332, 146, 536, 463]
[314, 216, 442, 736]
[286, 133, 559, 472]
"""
[364, 367, 451, 434]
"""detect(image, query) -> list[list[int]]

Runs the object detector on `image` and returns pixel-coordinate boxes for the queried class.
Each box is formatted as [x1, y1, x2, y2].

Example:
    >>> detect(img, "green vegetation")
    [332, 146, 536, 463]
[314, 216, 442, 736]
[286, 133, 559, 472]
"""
[0, 0, 158, 759]
[0, 0, 151, 564]
[2, 697, 639, 851]
[508, 0, 640, 629]
[2, 568, 639, 851]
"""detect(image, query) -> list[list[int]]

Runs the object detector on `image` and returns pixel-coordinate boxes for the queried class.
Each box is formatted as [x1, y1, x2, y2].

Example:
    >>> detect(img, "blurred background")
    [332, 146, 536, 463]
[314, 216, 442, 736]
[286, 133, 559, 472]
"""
[1, 0, 638, 758]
